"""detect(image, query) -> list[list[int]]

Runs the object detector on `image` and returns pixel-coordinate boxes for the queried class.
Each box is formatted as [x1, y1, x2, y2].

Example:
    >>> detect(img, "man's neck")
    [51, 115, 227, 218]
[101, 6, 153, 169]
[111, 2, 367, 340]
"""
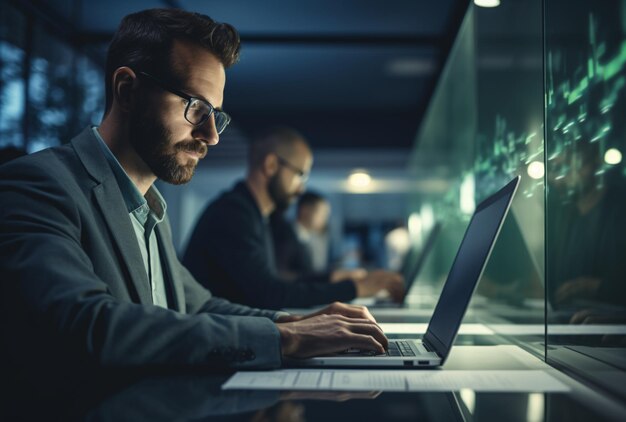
[98, 118, 156, 196]
[245, 174, 275, 217]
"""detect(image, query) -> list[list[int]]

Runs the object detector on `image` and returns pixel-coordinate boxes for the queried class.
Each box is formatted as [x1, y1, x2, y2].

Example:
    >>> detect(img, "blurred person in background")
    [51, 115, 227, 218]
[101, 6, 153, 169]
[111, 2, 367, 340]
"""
[183, 126, 404, 309]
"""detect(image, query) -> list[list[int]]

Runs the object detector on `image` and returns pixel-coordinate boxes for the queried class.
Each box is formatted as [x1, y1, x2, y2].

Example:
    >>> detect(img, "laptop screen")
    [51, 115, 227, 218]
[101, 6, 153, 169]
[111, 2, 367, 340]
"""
[423, 177, 519, 362]
[403, 223, 441, 293]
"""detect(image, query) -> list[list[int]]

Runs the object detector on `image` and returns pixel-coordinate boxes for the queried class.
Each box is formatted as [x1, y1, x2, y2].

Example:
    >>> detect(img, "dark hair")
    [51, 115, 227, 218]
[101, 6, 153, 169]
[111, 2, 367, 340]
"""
[297, 191, 327, 211]
[248, 126, 309, 170]
[104, 8, 240, 114]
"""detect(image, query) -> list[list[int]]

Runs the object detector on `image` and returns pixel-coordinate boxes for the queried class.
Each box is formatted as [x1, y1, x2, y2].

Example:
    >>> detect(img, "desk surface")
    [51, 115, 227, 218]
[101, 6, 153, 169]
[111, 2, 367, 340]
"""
[3, 343, 624, 421]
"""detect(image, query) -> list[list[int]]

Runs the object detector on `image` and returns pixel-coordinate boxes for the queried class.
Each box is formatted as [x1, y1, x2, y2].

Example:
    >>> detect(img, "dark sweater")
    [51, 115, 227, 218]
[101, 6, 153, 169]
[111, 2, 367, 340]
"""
[183, 181, 356, 309]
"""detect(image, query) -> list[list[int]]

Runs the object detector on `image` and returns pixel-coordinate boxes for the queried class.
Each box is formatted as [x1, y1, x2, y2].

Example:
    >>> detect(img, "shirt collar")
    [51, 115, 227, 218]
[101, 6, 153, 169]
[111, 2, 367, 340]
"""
[92, 126, 167, 222]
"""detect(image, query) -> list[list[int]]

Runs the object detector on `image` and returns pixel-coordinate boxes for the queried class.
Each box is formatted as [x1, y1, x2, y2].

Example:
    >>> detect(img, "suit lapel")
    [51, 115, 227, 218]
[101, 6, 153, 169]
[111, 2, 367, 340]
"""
[156, 223, 186, 312]
[93, 184, 153, 304]
[71, 128, 153, 305]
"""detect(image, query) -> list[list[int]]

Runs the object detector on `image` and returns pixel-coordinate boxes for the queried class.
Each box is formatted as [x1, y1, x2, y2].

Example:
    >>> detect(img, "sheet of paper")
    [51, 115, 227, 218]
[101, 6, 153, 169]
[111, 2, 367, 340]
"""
[378, 323, 494, 335]
[222, 370, 570, 392]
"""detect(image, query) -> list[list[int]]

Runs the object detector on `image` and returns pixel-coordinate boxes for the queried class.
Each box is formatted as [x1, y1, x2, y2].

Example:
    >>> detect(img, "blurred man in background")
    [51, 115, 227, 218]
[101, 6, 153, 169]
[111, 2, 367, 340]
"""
[271, 191, 367, 282]
[183, 126, 404, 309]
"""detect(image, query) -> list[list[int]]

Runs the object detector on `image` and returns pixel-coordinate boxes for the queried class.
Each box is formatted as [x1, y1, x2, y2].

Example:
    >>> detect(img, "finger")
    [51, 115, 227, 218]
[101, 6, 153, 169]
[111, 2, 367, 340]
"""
[358, 306, 376, 323]
[335, 315, 378, 325]
[385, 280, 405, 303]
[391, 272, 404, 283]
[313, 302, 344, 317]
[345, 322, 388, 349]
[338, 304, 377, 322]
[335, 315, 386, 335]
[389, 284, 405, 302]
[349, 334, 385, 353]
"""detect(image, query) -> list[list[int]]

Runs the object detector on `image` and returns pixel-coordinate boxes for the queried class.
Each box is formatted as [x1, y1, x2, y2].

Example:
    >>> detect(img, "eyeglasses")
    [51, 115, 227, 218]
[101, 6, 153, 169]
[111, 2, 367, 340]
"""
[277, 155, 309, 183]
[136, 71, 231, 134]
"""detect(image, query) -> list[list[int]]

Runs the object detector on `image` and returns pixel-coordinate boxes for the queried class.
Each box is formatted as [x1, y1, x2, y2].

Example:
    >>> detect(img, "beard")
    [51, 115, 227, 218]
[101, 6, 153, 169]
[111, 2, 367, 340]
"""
[128, 107, 207, 185]
[268, 172, 296, 213]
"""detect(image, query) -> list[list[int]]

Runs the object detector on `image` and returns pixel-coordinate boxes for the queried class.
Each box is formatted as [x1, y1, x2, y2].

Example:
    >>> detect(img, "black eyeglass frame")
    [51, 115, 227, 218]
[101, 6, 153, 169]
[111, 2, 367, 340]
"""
[136, 71, 231, 134]
[276, 155, 309, 182]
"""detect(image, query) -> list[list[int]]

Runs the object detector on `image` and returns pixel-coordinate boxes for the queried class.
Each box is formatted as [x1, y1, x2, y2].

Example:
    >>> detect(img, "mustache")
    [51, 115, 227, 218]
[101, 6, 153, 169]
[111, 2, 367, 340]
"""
[176, 140, 208, 158]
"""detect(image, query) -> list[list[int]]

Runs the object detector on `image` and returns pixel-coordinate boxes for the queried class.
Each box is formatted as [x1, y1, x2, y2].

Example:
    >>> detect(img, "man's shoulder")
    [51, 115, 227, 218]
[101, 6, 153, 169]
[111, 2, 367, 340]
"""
[0, 128, 105, 188]
[0, 143, 89, 223]
[207, 182, 257, 217]
[192, 183, 261, 237]
[0, 143, 77, 182]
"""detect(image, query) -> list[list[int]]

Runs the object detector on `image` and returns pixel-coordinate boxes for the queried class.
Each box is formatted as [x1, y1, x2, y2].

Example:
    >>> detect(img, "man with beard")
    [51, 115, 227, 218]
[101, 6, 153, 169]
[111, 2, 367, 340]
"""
[0, 9, 391, 391]
[183, 127, 404, 309]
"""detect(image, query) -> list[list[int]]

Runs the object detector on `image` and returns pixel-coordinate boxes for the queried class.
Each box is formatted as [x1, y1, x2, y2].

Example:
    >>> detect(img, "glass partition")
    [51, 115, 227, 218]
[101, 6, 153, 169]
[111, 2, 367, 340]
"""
[545, 0, 626, 400]
[409, 0, 626, 399]
[408, 0, 545, 350]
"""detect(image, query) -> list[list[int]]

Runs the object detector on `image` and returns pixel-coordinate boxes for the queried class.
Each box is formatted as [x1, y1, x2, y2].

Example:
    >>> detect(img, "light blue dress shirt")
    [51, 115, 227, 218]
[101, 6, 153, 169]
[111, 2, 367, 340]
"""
[93, 127, 169, 308]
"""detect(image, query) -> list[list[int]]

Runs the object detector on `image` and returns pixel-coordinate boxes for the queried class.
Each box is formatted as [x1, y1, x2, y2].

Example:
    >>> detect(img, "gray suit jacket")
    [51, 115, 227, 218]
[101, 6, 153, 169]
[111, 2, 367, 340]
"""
[0, 128, 282, 381]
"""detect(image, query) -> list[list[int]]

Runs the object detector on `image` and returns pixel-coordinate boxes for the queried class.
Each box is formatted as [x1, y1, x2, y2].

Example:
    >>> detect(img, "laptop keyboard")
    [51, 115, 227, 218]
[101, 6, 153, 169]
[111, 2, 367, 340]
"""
[339, 340, 420, 357]
[385, 340, 416, 357]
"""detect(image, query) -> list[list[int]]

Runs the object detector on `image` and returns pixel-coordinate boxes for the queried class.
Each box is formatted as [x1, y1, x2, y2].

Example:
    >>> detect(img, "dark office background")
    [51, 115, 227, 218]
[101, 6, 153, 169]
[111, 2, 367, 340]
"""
[2, 0, 625, 404]
[0, 0, 469, 266]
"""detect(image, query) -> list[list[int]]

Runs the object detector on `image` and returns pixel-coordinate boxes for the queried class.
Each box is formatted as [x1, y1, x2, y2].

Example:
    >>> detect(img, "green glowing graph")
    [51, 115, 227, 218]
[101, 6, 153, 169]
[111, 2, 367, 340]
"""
[474, 10, 625, 206]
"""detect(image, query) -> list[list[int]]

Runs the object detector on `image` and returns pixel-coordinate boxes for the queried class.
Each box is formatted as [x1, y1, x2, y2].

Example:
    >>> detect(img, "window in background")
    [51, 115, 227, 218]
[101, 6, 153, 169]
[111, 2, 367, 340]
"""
[0, 4, 26, 148]
[27, 24, 75, 152]
[0, 3, 104, 153]
[76, 55, 104, 129]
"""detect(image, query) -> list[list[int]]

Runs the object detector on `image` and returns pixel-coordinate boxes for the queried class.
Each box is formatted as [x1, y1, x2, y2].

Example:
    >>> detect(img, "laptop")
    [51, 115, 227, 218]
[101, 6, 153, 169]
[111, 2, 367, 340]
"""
[366, 222, 442, 308]
[290, 176, 520, 368]
[402, 222, 441, 291]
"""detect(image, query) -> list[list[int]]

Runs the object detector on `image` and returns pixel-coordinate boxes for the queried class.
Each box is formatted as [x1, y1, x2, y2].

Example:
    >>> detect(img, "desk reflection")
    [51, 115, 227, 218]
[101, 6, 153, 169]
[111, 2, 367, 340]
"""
[2, 367, 619, 421]
[2, 370, 383, 421]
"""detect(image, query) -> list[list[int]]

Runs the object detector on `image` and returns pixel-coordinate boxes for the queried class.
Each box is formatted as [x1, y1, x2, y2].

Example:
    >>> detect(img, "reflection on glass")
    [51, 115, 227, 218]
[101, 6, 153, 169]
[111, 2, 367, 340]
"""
[409, 1, 545, 349]
[545, 0, 626, 400]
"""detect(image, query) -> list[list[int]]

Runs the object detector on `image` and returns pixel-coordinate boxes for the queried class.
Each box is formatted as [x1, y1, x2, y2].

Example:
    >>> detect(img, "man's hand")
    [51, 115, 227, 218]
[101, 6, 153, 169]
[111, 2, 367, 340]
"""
[275, 301, 377, 323]
[275, 314, 387, 358]
[555, 277, 601, 304]
[354, 270, 404, 303]
[330, 268, 367, 283]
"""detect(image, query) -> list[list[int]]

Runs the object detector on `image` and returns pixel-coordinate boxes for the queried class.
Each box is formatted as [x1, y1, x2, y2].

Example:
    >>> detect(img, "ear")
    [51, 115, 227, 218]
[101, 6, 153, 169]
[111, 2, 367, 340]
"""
[263, 153, 279, 177]
[111, 67, 137, 113]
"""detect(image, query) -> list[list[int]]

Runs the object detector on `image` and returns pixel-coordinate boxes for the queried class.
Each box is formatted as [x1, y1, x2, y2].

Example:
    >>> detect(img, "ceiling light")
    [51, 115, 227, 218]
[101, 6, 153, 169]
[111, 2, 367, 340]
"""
[460, 174, 475, 215]
[604, 148, 622, 165]
[420, 204, 435, 232]
[408, 213, 422, 240]
[527, 161, 545, 179]
[348, 171, 371, 189]
[474, 0, 500, 8]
